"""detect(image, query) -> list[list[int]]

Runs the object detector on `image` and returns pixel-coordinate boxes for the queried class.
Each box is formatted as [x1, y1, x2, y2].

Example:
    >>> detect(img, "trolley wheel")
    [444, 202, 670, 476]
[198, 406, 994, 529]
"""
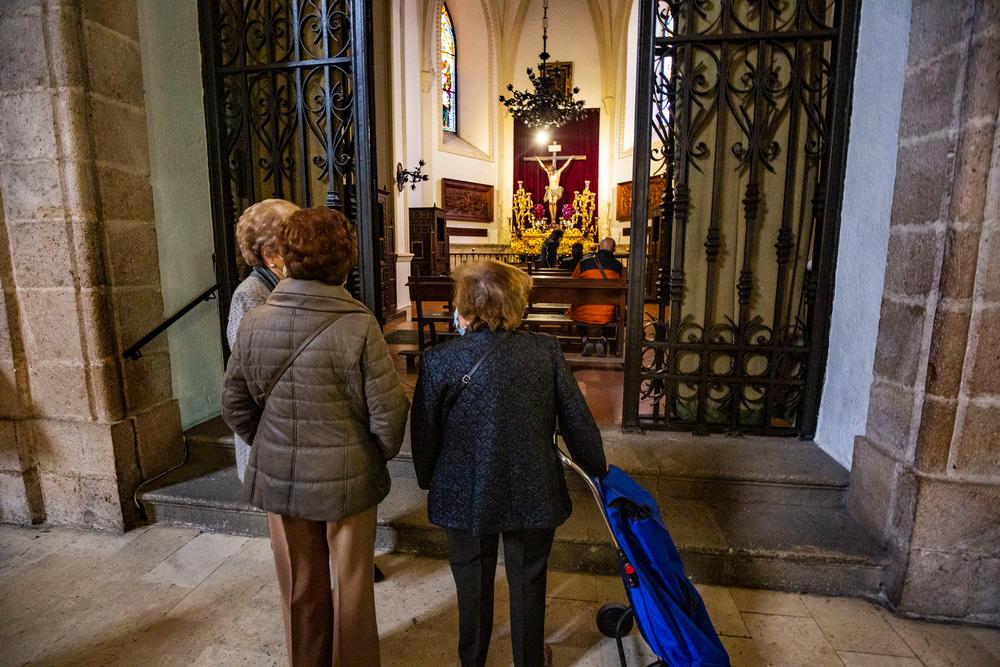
[596, 603, 634, 638]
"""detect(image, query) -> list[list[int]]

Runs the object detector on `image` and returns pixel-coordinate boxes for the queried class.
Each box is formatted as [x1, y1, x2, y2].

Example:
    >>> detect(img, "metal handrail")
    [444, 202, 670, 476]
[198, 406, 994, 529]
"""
[123, 283, 219, 360]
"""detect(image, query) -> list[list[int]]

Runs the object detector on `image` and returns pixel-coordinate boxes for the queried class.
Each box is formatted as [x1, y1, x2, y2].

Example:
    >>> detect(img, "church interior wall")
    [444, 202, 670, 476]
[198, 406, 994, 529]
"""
[136, 0, 224, 430]
[814, 0, 912, 469]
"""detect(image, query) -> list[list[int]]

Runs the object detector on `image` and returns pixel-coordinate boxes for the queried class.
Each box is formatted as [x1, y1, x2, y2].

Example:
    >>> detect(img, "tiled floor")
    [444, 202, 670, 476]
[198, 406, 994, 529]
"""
[2, 525, 998, 666]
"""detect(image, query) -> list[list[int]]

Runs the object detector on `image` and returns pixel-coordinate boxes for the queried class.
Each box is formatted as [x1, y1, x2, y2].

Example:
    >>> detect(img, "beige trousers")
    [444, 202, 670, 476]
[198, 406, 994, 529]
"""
[267, 506, 380, 667]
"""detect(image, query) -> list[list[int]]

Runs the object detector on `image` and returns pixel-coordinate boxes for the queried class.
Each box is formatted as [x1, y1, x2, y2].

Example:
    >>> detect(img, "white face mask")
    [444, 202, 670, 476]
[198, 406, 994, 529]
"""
[454, 309, 466, 336]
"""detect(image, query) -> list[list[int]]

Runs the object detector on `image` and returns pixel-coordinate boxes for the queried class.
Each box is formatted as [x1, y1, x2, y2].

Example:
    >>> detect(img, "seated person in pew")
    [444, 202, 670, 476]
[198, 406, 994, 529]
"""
[565, 237, 623, 357]
[560, 242, 585, 272]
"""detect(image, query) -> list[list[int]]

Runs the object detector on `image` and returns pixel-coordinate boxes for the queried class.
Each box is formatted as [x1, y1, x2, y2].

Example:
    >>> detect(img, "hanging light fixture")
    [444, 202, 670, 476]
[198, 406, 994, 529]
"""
[499, 0, 586, 130]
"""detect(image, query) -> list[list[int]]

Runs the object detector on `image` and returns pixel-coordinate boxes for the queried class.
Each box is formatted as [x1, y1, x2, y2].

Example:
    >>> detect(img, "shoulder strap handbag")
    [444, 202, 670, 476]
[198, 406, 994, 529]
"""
[443, 329, 515, 414]
[260, 313, 345, 404]
[591, 254, 609, 280]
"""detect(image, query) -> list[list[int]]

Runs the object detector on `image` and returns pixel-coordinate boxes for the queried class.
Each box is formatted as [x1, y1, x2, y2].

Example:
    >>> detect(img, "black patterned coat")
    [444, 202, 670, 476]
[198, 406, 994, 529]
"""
[410, 329, 607, 534]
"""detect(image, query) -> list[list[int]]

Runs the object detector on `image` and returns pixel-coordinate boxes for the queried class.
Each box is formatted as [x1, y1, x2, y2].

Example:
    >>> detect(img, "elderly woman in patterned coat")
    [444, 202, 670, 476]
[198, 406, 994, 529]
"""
[410, 260, 607, 667]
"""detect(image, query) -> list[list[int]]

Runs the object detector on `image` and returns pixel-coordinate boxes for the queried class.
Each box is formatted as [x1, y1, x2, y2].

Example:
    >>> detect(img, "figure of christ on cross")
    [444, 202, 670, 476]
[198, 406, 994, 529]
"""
[524, 143, 587, 224]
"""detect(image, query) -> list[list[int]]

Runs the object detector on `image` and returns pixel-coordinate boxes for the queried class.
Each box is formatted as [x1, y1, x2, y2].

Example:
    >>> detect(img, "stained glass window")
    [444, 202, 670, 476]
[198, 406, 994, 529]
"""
[440, 4, 457, 133]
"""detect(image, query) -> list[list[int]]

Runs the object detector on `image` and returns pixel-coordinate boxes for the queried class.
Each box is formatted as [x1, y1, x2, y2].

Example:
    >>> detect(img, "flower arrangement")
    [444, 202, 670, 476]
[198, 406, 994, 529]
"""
[533, 204, 546, 221]
[561, 203, 575, 222]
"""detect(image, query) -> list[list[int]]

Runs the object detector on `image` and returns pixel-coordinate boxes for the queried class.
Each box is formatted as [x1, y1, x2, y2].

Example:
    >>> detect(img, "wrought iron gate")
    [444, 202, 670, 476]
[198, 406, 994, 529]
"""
[623, 0, 859, 436]
[198, 0, 381, 342]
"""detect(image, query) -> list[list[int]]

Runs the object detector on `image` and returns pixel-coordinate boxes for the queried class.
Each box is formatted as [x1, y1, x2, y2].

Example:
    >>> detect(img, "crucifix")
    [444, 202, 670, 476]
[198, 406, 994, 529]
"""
[523, 142, 587, 223]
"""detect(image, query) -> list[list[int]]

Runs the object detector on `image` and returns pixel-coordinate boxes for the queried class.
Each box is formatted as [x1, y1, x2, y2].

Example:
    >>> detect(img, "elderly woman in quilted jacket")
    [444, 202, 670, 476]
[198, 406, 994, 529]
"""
[222, 207, 409, 667]
[410, 260, 607, 667]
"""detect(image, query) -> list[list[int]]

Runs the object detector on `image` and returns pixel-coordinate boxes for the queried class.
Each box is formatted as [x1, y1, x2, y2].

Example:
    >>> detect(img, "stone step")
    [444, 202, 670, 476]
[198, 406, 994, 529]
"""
[137, 460, 889, 600]
[184, 417, 851, 508]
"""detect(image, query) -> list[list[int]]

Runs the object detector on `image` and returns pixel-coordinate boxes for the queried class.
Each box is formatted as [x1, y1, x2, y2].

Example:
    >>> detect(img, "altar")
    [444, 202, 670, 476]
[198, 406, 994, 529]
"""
[509, 110, 601, 256]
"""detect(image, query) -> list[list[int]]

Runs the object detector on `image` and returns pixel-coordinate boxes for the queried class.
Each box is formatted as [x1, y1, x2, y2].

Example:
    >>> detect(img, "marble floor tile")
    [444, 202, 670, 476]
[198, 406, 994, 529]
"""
[837, 651, 923, 666]
[802, 594, 914, 656]
[741, 612, 843, 667]
[596, 574, 629, 605]
[141, 532, 248, 588]
[967, 626, 1000, 661]
[0, 524, 79, 577]
[720, 635, 765, 667]
[881, 611, 1000, 667]
[729, 587, 812, 617]
[695, 583, 751, 638]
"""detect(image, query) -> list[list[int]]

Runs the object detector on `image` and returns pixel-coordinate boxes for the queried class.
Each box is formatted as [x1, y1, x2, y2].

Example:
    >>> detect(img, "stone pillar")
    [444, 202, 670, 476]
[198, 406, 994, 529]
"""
[0, 0, 183, 530]
[850, 0, 1000, 624]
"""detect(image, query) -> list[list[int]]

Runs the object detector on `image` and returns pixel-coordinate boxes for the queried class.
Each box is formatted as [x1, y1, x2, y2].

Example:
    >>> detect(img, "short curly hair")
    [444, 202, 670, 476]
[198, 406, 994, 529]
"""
[235, 199, 299, 268]
[276, 207, 357, 285]
[452, 260, 532, 331]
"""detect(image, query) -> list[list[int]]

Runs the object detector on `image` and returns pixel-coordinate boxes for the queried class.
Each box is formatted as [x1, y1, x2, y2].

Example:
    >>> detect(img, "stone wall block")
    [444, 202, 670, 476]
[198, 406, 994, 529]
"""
[37, 470, 122, 530]
[0, 10, 48, 93]
[80, 0, 139, 42]
[963, 27, 1000, 122]
[906, 0, 971, 65]
[889, 136, 953, 227]
[77, 287, 117, 360]
[60, 161, 100, 223]
[105, 222, 162, 287]
[27, 360, 91, 418]
[6, 220, 74, 288]
[899, 549, 978, 618]
[113, 285, 166, 352]
[0, 470, 32, 524]
[17, 288, 85, 361]
[967, 308, 1000, 395]
[88, 98, 149, 173]
[866, 379, 917, 455]
[914, 397, 957, 472]
[82, 22, 143, 108]
[0, 361, 22, 418]
[848, 437, 901, 543]
[87, 359, 125, 422]
[872, 299, 927, 387]
[982, 222, 999, 305]
[939, 226, 983, 299]
[43, 2, 86, 89]
[0, 90, 57, 162]
[68, 220, 109, 288]
[94, 166, 154, 221]
[925, 307, 972, 398]
[131, 399, 183, 479]
[952, 123, 997, 225]
[0, 419, 21, 472]
[0, 160, 63, 222]
[953, 401, 1000, 475]
[27, 417, 118, 478]
[910, 478, 1000, 556]
[883, 230, 940, 297]
[51, 88, 95, 168]
[123, 350, 173, 412]
[898, 53, 962, 141]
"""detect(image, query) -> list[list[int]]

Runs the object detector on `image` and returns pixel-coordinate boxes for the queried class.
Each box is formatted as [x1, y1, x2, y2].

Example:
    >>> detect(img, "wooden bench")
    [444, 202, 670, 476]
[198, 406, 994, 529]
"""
[402, 275, 628, 365]
[407, 275, 454, 351]
[527, 277, 627, 356]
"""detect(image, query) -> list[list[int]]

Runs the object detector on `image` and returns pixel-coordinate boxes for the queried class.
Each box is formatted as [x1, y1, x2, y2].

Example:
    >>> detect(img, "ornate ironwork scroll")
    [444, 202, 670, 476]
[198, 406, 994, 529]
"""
[201, 0, 379, 338]
[623, 0, 858, 435]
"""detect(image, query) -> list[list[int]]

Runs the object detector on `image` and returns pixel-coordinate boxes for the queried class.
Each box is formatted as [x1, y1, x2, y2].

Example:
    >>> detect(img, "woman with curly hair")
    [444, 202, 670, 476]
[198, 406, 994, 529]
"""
[228, 198, 299, 481]
[223, 207, 409, 666]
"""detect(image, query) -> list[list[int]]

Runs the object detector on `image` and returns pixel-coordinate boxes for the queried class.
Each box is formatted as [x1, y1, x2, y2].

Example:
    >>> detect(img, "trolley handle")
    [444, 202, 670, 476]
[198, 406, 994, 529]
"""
[556, 448, 623, 554]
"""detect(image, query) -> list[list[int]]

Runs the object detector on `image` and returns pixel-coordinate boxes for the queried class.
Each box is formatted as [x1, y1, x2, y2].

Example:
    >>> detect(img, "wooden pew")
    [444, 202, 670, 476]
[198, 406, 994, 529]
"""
[527, 277, 627, 356]
[402, 276, 628, 366]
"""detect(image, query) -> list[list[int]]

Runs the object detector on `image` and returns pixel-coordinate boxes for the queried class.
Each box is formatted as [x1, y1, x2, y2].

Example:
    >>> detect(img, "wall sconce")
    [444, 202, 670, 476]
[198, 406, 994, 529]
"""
[396, 160, 429, 192]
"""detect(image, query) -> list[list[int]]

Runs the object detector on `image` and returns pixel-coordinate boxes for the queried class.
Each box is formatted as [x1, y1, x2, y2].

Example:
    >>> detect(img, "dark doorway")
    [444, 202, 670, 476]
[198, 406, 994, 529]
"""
[623, 0, 860, 436]
[197, 0, 382, 348]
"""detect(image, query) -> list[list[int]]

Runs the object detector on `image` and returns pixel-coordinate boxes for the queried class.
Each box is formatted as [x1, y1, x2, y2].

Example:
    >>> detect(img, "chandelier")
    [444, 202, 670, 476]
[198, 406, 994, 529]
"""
[499, 0, 586, 130]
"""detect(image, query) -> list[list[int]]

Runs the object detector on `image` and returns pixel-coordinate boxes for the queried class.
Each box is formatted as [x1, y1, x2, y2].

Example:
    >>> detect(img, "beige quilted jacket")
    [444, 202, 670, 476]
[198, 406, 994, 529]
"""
[222, 279, 409, 522]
